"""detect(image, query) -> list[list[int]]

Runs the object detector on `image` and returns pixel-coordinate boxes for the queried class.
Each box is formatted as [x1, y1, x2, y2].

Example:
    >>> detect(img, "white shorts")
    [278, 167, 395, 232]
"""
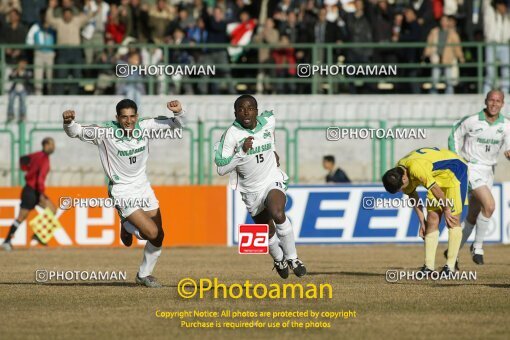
[109, 181, 159, 219]
[468, 163, 494, 191]
[241, 179, 287, 217]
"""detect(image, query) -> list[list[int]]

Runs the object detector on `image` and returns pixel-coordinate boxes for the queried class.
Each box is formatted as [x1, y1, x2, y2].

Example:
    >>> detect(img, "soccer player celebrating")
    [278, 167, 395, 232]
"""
[2, 138, 57, 251]
[382, 147, 468, 274]
[447, 90, 510, 265]
[214, 95, 306, 279]
[63, 99, 186, 287]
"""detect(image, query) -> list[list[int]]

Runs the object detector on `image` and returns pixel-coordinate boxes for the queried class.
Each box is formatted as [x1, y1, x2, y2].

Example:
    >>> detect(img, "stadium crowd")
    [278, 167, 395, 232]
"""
[0, 0, 509, 112]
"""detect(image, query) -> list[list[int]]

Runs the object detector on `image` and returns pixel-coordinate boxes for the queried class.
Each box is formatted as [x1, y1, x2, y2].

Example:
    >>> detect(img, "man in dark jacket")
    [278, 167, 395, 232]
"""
[323, 155, 351, 183]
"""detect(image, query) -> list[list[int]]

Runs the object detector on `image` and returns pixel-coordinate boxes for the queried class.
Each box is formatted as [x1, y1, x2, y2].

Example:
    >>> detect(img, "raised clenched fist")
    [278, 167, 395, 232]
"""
[62, 110, 76, 124]
[167, 100, 182, 114]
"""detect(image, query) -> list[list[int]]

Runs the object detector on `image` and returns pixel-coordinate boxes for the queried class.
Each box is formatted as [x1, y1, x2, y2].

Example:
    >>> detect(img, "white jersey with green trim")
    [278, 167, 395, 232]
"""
[214, 111, 288, 193]
[448, 111, 510, 166]
[64, 112, 186, 186]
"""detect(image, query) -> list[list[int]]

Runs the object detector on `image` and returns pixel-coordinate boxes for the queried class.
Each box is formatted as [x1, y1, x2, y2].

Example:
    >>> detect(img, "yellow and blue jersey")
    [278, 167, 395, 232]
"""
[397, 147, 468, 214]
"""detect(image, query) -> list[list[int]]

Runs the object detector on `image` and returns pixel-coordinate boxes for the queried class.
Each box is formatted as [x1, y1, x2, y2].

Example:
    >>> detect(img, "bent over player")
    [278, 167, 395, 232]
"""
[63, 99, 186, 287]
[382, 147, 468, 274]
[214, 95, 306, 279]
[448, 90, 510, 265]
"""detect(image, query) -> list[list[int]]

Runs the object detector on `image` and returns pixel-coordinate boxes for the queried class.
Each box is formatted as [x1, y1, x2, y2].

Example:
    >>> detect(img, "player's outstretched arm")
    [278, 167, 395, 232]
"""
[62, 110, 101, 145]
[215, 135, 253, 176]
[139, 100, 187, 132]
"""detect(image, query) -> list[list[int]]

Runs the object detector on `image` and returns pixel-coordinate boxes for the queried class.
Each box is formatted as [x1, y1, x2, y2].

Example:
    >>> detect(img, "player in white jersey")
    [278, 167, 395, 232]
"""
[214, 95, 306, 279]
[63, 99, 186, 287]
[447, 90, 510, 266]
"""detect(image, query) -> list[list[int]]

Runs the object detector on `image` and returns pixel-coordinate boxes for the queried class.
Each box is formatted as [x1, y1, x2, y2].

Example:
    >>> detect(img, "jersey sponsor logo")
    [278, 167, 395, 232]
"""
[231, 185, 504, 244]
[246, 143, 272, 155]
[117, 146, 146, 157]
[477, 138, 500, 145]
[263, 130, 271, 139]
[238, 224, 268, 254]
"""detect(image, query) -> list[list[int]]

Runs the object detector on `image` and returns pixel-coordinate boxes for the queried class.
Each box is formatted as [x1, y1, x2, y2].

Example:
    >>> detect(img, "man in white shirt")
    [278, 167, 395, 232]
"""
[63, 98, 186, 287]
[214, 95, 307, 279]
[448, 90, 510, 266]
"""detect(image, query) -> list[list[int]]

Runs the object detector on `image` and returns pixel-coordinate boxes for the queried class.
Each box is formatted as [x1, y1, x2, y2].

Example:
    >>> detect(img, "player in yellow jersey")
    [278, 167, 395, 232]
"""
[382, 147, 468, 273]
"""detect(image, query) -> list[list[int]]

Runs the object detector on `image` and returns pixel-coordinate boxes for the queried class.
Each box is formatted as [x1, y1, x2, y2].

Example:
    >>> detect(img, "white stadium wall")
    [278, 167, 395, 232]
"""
[0, 95, 510, 186]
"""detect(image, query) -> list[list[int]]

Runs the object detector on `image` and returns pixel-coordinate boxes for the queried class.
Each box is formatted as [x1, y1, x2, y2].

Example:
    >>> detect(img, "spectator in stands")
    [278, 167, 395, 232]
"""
[462, 0, 484, 42]
[272, 34, 296, 94]
[94, 37, 118, 94]
[186, 0, 204, 22]
[424, 15, 465, 94]
[83, 0, 110, 67]
[166, 7, 195, 38]
[411, 0, 435, 37]
[254, 17, 279, 94]
[483, 0, 510, 94]
[200, 5, 234, 94]
[2, 9, 28, 64]
[277, 0, 298, 16]
[148, 0, 175, 44]
[187, 16, 207, 43]
[346, 0, 373, 64]
[120, 0, 150, 42]
[26, 9, 56, 95]
[106, 4, 126, 43]
[7, 58, 31, 123]
[322, 155, 351, 183]
[346, 0, 373, 93]
[46, 0, 96, 94]
[116, 50, 145, 106]
[366, 0, 397, 63]
[278, 10, 298, 43]
[314, 7, 338, 63]
[0, 0, 21, 17]
[397, 7, 424, 93]
[21, 0, 47, 26]
[168, 27, 194, 94]
[53, 0, 80, 17]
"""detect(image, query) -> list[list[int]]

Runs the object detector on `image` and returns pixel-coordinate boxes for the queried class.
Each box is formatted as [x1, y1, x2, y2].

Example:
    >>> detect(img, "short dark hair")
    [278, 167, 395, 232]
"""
[234, 95, 257, 111]
[116, 99, 138, 115]
[382, 167, 404, 194]
[42, 137, 53, 147]
[323, 155, 335, 163]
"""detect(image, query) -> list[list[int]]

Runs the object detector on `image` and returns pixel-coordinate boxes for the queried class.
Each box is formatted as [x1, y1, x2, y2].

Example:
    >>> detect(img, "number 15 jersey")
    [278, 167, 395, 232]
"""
[214, 111, 288, 193]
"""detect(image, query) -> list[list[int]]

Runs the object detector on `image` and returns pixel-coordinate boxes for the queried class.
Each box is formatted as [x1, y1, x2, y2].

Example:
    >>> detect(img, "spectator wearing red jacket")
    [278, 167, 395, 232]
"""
[2, 137, 56, 251]
[272, 34, 296, 94]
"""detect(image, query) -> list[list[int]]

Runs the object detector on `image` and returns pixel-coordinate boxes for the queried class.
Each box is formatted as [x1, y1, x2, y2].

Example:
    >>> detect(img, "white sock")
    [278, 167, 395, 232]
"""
[138, 241, 162, 278]
[460, 219, 475, 248]
[474, 214, 490, 249]
[123, 221, 144, 240]
[268, 234, 283, 261]
[276, 217, 298, 260]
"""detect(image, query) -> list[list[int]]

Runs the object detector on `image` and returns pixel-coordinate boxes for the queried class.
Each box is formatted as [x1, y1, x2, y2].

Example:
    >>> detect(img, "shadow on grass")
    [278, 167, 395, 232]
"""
[307, 271, 385, 277]
[0, 282, 178, 288]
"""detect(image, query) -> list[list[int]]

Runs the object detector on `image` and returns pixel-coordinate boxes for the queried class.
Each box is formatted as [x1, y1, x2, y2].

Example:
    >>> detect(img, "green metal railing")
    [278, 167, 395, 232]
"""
[2, 120, 460, 186]
[388, 124, 453, 167]
[0, 41, 507, 95]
